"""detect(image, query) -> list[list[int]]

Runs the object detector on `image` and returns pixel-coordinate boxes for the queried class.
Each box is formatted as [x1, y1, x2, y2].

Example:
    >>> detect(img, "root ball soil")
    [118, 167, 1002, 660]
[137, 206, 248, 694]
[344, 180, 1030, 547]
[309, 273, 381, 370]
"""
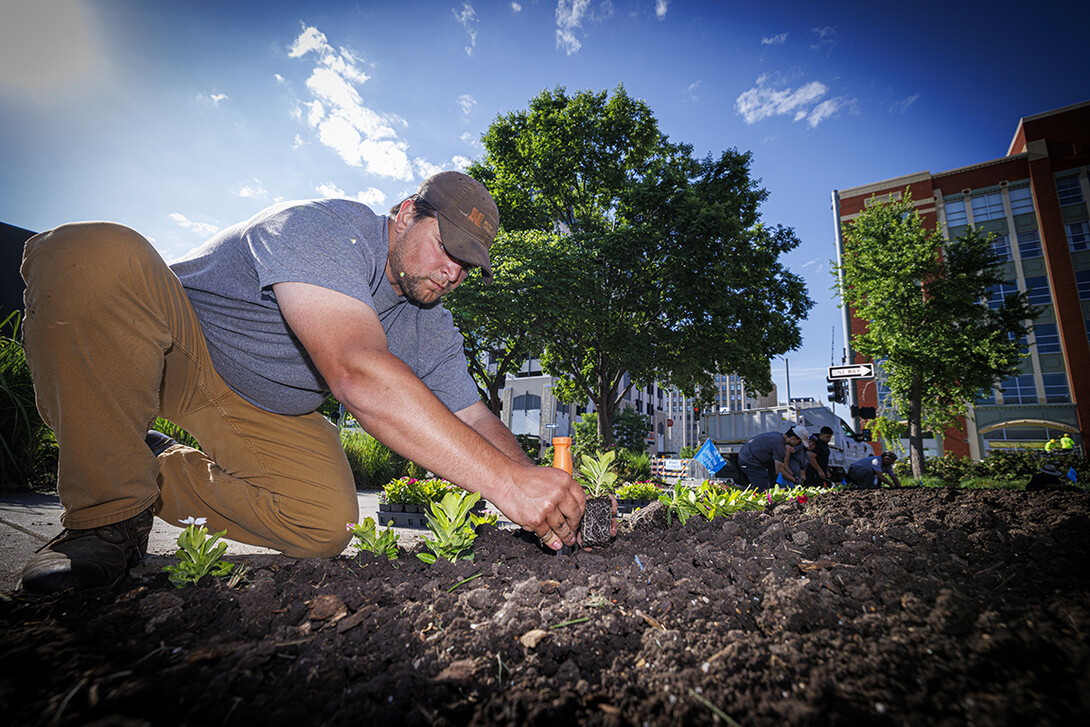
[2, 488, 1088, 726]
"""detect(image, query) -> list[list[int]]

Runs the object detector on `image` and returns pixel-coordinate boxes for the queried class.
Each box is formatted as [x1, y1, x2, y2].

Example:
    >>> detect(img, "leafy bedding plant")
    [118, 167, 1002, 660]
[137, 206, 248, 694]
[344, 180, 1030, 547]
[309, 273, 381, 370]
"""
[418, 491, 484, 563]
[658, 480, 821, 525]
[162, 517, 244, 588]
[614, 480, 661, 501]
[579, 450, 619, 546]
[346, 517, 400, 560]
[381, 476, 458, 507]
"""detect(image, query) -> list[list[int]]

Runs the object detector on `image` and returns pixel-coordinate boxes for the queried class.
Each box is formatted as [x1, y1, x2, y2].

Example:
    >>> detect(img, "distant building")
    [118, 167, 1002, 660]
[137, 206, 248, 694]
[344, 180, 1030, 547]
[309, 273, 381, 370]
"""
[496, 356, 776, 455]
[834, 100, 1089, 457]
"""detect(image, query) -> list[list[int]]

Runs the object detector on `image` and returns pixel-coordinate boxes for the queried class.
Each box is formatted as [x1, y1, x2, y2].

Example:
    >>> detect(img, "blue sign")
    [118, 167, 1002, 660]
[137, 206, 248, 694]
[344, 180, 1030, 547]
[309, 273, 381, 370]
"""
[693, 439, 727, 474]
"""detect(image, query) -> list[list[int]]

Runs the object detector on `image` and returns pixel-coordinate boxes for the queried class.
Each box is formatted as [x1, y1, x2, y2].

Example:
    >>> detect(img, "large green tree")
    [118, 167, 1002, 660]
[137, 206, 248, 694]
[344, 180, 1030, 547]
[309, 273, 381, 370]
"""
[466, 85, 812, 445]
[445, 229, 570, 414]
[838, 192, 1038, 477]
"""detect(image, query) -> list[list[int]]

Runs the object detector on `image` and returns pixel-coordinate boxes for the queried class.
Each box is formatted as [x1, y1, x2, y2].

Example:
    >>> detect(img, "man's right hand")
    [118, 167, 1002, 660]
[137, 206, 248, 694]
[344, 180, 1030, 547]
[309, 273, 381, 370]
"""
[490, 466, 585, 550]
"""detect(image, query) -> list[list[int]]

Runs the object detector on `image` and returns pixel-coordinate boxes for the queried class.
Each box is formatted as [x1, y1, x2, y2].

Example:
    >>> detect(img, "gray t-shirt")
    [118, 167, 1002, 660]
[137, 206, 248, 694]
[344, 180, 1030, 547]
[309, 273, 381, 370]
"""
[738, 431, 787, 469]
[170, 198, 479, 416]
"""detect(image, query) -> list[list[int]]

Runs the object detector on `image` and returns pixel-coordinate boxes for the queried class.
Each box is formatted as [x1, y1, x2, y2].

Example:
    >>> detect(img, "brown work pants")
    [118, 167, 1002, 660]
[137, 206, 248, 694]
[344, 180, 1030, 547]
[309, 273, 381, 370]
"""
[21, 222, 357, 557]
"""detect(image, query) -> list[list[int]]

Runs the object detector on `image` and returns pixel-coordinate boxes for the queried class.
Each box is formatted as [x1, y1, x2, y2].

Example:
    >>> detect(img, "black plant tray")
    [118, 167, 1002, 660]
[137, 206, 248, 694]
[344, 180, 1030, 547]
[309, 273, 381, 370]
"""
[376, 500, 485, 529]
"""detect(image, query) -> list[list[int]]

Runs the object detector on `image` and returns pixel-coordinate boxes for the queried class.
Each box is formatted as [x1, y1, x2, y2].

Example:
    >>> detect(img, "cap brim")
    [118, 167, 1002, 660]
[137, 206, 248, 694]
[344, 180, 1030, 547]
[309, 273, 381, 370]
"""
[436, 213, 493, 284]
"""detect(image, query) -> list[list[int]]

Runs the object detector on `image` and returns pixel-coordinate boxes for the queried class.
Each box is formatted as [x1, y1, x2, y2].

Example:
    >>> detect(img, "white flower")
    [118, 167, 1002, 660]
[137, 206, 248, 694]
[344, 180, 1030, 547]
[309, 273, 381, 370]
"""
[179, 516, 207, 526]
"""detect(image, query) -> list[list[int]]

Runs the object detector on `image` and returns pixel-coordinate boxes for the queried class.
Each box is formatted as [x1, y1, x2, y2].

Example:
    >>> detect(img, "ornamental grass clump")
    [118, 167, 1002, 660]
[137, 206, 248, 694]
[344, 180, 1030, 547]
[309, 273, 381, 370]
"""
[162, 517, 240, 588]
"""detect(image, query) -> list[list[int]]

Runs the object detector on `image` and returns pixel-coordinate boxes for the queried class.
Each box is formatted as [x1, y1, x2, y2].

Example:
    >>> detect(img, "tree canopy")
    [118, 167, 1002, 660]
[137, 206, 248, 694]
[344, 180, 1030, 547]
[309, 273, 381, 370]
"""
[838, 192, 1038, 476]
[462, 84, 812, 445]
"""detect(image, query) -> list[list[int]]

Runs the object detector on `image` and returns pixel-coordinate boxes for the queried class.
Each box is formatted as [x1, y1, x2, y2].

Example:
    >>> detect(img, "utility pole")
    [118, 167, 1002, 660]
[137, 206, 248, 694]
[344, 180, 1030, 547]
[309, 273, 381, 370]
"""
[832, 190, 861, 432]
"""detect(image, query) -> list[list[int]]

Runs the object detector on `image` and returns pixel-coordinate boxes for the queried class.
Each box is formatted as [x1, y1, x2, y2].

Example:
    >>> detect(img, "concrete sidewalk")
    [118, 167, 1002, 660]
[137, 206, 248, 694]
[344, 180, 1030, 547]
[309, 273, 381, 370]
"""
[0, 490, 504, 592]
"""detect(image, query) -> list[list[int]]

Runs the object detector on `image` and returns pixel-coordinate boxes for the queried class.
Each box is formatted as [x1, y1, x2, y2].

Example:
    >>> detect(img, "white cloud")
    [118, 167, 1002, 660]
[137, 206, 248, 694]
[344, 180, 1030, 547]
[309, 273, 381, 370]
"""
[453, 3, 479, 57]
[684, 80, 701, 101]
[415, 158, 445, 179]
[655, 0, 668, 20]
[451, 155, 472, 170]
[236, 179, 269, 199]
[890, 93, 920, 114]
[735, 73, 852, 128]
[317, 183, 387, 208]
[458, 94, 477, 116]
[555, 1, 614, 54]
[169, 213, 219, 238]
[288, 24, 416, 181]
[274, 73, 286, 84]
[197, 92, 229, 107]
[761, 32, 787, 45]
[292, 134, 306, 149]
[511, 2, 522, 11]
[810, 26, 838, 51]
[460, 131, 483, 148]
[555, 0, 590, 55]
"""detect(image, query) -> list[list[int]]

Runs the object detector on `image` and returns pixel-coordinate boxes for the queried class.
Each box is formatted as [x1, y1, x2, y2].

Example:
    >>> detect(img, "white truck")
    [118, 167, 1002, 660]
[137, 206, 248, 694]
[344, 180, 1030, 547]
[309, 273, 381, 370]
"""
[695, 401, 875, 482]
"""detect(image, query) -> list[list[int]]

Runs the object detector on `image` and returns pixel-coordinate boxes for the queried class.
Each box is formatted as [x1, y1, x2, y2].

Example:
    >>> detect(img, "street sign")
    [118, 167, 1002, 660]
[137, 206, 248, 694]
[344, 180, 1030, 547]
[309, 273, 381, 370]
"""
[544, 423, 559, 429]
[827, 363, 874, 380]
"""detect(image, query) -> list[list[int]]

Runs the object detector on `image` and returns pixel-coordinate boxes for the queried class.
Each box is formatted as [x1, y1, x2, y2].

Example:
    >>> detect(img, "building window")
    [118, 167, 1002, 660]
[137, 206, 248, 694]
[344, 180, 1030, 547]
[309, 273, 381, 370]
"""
[1024, 276, 1051, 306]
[971, 191, 1004, 222]
[1056, 176, 1084, 206]
[989, 234, 1011, 261]
[1077, 269, 1090, 300]
[976, 387, 996, 405]
[1008, 185, 1034, 216]
[944, 198, 968, 227]
[1017, 230, 1042, 259]
[1000, 374, 1038, 404]
[1042, 373, 1070, 403]
[1033, 323, 1061, 354]
[513, 393, 541, 411]
[986, 280, 1019, 309]
[1066, 221, 1090, 252]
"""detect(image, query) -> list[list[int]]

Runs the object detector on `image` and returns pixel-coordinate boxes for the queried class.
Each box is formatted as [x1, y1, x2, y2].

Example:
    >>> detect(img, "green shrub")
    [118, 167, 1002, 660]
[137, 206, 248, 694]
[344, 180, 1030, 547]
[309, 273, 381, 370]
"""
[617, 449, 652, 482]
[0, 312, 57, 490]
[152, 418, 200, 450]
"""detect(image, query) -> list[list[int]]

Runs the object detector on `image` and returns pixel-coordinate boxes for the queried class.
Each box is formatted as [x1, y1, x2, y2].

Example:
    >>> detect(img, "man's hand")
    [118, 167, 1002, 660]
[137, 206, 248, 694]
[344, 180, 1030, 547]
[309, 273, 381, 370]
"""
[488, 465, 586, 550]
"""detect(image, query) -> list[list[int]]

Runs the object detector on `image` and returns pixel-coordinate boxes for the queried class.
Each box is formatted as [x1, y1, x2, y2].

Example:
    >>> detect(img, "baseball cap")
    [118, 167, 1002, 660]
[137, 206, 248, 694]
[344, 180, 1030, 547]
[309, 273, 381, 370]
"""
[417, 171, 499, 284]
[789, 425, 810, 440]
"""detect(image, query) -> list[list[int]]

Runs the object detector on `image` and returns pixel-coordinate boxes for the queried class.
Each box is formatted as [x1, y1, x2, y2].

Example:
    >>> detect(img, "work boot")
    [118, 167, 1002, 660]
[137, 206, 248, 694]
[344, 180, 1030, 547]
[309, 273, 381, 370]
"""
[20, 508, 154, 594]
[145, 429, 179, 456]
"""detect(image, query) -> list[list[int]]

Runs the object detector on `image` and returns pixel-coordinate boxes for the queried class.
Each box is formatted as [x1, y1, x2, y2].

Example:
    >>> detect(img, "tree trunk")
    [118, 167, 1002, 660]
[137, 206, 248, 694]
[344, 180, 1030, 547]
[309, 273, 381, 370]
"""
[908, 376, 925, 480]
[597, 395, 614, 448]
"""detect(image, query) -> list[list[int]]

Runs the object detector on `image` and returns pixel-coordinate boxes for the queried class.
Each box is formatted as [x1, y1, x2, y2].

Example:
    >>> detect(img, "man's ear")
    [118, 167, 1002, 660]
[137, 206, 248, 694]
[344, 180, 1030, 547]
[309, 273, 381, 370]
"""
[393, 199, 414, 232]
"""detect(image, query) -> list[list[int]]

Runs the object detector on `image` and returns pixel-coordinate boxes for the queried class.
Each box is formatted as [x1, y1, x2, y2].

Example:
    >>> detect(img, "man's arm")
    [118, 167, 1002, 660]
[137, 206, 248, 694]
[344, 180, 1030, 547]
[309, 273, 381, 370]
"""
[776, 447, 797, 483]
[455, 401, 533, 466]
[273, 282, 584, 548]
[807, 450, 827, 480]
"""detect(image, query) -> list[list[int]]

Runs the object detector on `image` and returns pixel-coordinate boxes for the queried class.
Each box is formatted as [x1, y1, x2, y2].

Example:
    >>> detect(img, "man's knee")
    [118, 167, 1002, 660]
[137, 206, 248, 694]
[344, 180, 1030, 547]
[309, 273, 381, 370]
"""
[22, 222, 160, 309]
[278, 494, 359, 558]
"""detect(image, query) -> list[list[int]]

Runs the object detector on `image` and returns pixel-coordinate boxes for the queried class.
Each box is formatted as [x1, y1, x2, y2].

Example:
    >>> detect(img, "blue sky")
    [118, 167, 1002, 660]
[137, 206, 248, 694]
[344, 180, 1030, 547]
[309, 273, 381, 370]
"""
[2, 0, 1088, 409]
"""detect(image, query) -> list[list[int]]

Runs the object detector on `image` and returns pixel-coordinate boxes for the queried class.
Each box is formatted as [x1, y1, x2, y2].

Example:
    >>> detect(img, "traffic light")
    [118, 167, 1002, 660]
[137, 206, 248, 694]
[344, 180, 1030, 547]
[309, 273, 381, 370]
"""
[826, 379, 847, 404]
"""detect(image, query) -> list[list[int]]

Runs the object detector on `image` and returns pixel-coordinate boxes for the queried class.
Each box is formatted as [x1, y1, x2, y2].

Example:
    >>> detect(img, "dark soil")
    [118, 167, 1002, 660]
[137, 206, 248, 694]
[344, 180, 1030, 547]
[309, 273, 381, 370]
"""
[3, 487, 1089, 726]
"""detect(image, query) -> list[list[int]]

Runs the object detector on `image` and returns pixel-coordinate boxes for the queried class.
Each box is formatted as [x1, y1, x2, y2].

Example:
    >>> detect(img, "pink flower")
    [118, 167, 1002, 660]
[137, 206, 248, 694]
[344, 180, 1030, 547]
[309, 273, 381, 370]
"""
[797, 495, 809, 504]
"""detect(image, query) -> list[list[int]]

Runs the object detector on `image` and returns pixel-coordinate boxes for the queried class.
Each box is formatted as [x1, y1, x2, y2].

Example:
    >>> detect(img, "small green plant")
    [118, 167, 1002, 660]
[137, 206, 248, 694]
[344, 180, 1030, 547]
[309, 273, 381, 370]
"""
[579, 450, 619, 498]
[346, 517, 400, 560]
[162, 517, 238, 588]
[418, 491, 482, 564]
[615, 480, 661, 500]
[658, 481, 702, 525]
[0, 311, 58, 491]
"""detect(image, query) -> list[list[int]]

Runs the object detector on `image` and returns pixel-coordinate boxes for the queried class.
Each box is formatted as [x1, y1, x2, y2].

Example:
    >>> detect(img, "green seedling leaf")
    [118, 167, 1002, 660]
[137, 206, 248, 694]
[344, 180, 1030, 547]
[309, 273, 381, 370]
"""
[550, 617, 590, 629]
[447, 573, 483, 593]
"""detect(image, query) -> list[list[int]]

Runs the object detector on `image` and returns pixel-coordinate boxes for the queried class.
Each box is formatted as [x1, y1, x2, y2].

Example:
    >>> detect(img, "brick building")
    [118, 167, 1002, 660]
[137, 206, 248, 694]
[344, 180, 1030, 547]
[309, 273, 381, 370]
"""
[834, 100, 1089, 458]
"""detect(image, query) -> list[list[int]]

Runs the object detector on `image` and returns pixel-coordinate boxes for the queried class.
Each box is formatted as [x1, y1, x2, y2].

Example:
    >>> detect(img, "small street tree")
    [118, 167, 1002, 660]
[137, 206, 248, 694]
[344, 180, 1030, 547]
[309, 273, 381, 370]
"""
[467, 85, 812, 446]
[837, 192, 1038, 477]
